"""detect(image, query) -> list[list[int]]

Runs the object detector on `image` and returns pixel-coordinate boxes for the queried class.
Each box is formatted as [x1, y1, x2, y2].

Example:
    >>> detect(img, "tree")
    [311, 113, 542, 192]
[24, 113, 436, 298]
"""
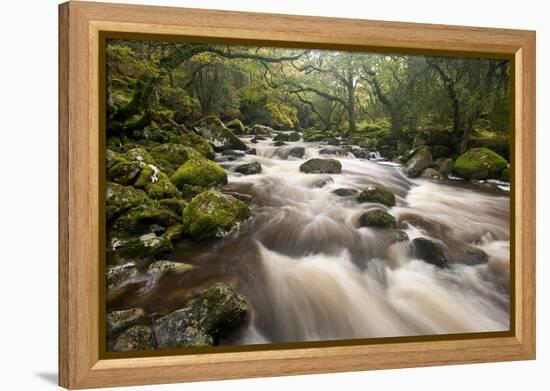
[426, 57, 508, 153]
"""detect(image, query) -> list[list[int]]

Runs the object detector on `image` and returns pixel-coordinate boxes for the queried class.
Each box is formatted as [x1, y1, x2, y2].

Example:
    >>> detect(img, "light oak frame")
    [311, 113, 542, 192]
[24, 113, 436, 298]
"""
[59, 1, 536, 389]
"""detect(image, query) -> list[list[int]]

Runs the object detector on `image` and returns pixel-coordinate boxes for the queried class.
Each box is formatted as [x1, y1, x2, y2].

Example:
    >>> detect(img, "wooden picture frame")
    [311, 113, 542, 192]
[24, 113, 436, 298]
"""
[59, 1, 536, 389]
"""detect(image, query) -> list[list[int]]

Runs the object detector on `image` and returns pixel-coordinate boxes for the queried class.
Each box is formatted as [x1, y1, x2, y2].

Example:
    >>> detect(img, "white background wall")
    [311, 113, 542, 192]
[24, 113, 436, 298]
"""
[0, 0, 546, 389]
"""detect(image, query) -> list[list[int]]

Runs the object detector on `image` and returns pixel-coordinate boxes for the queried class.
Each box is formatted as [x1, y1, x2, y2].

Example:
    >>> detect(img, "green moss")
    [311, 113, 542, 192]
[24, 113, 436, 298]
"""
[225, 119, 246, 135]
[170, 158, 227, 189]
[411, 238, 447, 268]
[107, 232, 174, 266]
[178, 133, 215, 160]
[111, 204, 181, 236]
[107, 158, 142, 185]
[133, 165, 181, 199]
[106, 182, 149, 220]
[358, 209, 396, 228]
[150, 144, 204, 175]
[453, 147, 507, 180]
[182, 189, 250, 240]
[356, 185, 396, 207]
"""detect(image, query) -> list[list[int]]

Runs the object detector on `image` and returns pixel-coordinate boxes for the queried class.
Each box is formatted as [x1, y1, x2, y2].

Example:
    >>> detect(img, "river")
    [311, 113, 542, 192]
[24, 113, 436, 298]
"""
[108, 134, 511, 345]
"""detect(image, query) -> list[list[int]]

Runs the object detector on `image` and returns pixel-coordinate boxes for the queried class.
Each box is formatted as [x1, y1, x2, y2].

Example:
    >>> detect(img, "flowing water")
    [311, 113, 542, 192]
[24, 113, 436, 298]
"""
[109, 135, 510, 345]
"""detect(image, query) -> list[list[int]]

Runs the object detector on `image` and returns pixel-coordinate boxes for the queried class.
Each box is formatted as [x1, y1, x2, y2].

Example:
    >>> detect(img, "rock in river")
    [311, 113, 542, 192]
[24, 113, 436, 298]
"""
[107, 308, 145, 335]
[299, 158, 342, 174]
[404, 147, 433, 178]
[154, 284, 249, 348]
[356, 185, 396, 207]
[410, 238, 447, 268]
[453, 147, 507, 180]
[358, 209, 396, 229]
[234, 161, 262, 175]
[112, 325, 153, 352]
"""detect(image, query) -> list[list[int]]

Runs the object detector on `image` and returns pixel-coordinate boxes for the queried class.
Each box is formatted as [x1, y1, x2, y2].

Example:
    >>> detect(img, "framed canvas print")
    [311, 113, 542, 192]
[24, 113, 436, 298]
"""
[59, 1, 536, 389]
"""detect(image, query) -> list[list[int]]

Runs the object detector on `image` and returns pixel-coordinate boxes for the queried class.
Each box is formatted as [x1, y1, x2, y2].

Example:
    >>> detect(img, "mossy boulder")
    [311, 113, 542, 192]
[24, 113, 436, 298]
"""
[150, 144, 204, 175]
[112, 325, 153, 352]
[193, 116, 247, 151]
[299, 158, 342, 174]
[107, 148, 158, 185]
[111, 204, 181, 236]
[356, 185, 396, 207]
[170, 157, 228, 190]
[154, 284, 249, 348]
[410, 238, 447, 268]
[358, 209, 396, 228]
[107, 308, 145, 335]
[106, 182, 149, 220]
[404, 147, 433, 178]
[182, 189, 250, 241]
[107, 159, 142, 185]
[133, 165, 180, 199]
[234, 162, 262, 175]
[225, 119, 246, 135]
[178, 132, 215, 160]
[107, 231, 174, 266]
[453, 147, 507, 180]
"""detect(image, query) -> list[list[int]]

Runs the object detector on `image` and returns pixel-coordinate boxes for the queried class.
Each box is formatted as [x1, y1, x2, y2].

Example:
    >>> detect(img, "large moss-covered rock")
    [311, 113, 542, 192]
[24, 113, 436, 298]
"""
[411, 238, 447, 268]
[299, 158, 342, 174]
[154, 284, 249, 348]
[150, 144, 204, 175]
[108, 159, 142, 185]
[193, 116, 247, 151]
[111, 204, 181, 235]
[107, 231, 174, 266]
[234, 162, 262, 175]
[225, 119, 246, 135]
[356, 185, 396, 206]
[182, 189, 250, 241]
[453, 147, 507, 180]
[107, 148, 158, 185]
[133, 164, 180, 199]
[404, 147, 433, 178]
[106, 182, 149, 220]
[107, 308, 145, 335]
[170, 157, 227, 190]
[178, 132, 215, 160]
[112, 325, 153, 352]
[358, 209, 396, 228]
